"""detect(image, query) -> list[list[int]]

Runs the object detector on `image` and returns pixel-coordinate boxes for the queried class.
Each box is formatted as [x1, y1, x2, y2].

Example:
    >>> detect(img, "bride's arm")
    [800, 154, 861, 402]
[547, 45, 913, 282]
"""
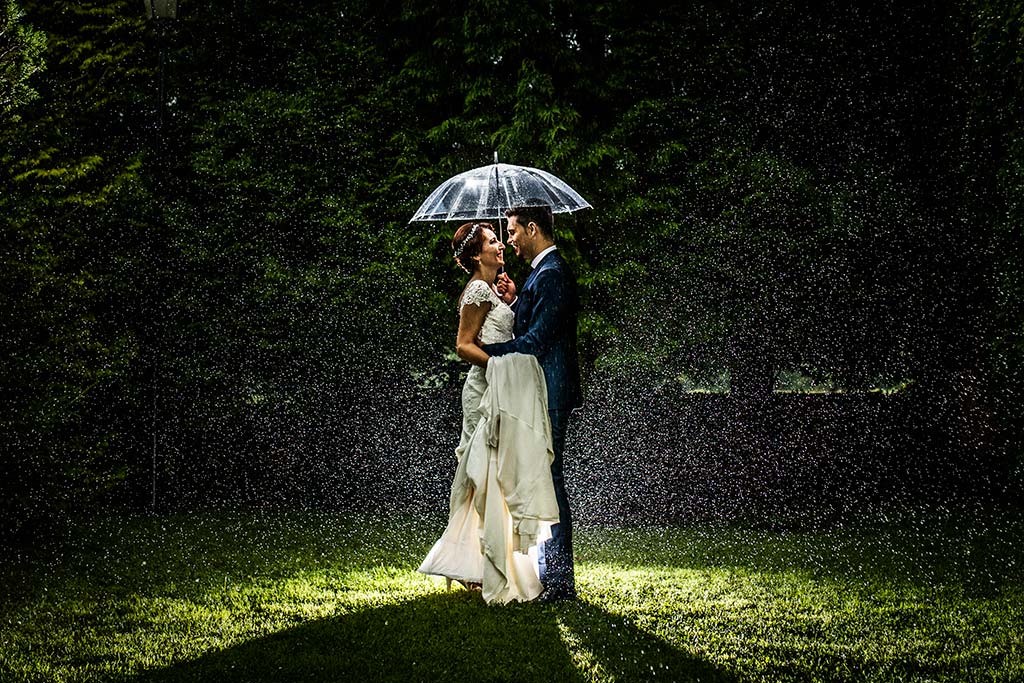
[456, 301, 492, 367]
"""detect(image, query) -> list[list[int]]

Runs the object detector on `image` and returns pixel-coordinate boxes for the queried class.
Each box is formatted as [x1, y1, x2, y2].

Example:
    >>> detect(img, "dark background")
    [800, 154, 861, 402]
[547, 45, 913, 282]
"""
[2, 0, 1021, 538]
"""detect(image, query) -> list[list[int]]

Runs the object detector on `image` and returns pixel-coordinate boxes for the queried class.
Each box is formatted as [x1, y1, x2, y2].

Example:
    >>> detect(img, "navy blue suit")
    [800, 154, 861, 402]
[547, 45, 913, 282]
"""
[483, 249, 580, 597]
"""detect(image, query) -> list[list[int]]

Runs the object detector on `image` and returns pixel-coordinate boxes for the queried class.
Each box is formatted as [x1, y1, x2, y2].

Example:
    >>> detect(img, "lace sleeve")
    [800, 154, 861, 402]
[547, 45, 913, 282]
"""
[460, 280, 496, 310]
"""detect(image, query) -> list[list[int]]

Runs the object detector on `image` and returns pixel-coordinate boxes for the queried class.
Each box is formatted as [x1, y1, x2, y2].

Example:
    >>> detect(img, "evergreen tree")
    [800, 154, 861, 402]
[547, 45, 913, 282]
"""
[0, 0, 44, 114]
[0, 0, 152, 536]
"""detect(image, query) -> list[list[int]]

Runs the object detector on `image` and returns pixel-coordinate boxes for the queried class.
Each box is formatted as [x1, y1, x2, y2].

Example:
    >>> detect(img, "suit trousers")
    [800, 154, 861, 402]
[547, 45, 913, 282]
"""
[538, 408, 575, 596]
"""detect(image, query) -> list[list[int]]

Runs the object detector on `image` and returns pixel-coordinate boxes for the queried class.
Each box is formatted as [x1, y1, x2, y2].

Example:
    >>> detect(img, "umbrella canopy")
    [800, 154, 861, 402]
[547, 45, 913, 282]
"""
[409, 162, 592, 222]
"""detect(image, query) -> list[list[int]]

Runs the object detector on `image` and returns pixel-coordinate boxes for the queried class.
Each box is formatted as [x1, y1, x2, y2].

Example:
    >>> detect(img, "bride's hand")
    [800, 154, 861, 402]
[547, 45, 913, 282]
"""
[496, 273, 516, 304]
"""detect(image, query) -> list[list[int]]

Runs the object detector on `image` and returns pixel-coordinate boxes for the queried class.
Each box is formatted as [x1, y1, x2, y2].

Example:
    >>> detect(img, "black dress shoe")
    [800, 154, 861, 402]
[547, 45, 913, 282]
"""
[536, 588, 577, 604]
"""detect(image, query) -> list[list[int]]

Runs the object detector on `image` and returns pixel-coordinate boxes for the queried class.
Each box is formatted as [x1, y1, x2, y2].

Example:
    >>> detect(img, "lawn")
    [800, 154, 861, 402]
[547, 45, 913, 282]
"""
[1, 509, 1021, 682]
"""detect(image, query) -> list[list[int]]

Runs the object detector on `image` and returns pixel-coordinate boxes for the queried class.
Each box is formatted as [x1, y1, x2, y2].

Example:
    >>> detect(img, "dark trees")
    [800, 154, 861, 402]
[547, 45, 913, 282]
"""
[0, 0, 1019, 529]
[1, 0, 152, 535]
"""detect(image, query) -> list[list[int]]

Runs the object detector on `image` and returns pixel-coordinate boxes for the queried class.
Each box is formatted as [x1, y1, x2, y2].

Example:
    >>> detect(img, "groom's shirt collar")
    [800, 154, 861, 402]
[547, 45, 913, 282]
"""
[531, 245, 557, 270]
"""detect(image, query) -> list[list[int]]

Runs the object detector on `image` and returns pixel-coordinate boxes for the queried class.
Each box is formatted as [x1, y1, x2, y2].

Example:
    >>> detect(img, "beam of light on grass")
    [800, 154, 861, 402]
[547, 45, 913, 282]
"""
[2, 514, 1022, 681]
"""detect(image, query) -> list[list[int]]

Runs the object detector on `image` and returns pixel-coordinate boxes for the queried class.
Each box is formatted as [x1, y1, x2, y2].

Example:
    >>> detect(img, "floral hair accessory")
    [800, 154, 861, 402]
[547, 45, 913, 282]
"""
[453, 223, 484, 258]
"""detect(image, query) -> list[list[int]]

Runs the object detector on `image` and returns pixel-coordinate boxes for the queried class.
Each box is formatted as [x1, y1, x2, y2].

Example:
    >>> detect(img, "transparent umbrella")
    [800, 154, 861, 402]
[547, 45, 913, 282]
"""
[409, 156, 592, 223]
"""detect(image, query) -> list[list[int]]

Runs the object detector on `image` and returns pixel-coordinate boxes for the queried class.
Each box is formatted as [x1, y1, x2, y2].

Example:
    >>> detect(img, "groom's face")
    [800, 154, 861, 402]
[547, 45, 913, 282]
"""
[506, 216, 531, 260]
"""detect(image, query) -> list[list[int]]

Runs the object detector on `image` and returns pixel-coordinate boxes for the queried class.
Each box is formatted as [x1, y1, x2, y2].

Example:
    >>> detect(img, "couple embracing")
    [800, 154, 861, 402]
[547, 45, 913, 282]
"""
[418, 204, 582, 605]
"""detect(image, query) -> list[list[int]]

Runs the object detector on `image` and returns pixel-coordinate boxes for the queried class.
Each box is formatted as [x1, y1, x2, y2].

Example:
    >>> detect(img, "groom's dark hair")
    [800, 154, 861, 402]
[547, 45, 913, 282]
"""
[505, 204, 554, 239]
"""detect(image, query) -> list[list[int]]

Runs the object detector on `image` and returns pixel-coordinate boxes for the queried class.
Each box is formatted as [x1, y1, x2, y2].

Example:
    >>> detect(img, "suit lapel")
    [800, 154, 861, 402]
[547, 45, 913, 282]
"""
[526, 250, 558, 287]
[517, 251, 557, 335]
[522, 265, 541, 293]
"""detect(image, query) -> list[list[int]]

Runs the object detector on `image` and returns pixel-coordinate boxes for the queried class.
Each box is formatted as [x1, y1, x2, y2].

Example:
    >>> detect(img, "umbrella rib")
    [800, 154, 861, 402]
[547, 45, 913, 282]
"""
[412, 181, 448, 221]
[525, 169, 569, 210]
[441, 176, 482, 221]
[442, 182, 470, 221]
[499, 167, 515, 216]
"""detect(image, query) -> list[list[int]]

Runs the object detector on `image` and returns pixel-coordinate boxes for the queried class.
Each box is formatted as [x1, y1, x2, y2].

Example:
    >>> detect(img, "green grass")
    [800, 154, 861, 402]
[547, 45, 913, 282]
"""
[1, 511, 1022, 682]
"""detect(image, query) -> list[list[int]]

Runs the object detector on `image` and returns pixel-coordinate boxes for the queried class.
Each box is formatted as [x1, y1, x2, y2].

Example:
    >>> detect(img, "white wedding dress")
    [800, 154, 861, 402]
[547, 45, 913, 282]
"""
[418, 279, 557, 604]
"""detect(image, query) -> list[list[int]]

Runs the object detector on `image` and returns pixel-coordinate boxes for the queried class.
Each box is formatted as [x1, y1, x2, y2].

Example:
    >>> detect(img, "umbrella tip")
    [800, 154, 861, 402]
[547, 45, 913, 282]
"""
[494, 150, 498, 164]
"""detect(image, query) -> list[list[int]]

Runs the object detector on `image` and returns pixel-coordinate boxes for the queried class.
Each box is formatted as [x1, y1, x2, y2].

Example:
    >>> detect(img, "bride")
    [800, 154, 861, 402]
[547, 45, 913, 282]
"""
[418, 221, 559, 604]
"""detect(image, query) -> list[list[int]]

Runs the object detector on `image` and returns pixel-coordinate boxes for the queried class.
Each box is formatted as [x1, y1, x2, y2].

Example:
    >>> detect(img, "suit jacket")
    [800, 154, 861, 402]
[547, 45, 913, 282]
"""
[483, 250, 582, 411]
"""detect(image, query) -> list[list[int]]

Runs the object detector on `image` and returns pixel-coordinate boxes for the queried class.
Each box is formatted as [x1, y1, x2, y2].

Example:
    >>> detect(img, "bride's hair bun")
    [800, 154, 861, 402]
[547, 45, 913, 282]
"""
[452, 222, 491, 274]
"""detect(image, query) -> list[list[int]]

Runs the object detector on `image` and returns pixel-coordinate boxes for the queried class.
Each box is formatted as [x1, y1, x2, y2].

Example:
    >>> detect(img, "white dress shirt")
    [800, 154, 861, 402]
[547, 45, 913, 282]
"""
[531, 245, 558, 270]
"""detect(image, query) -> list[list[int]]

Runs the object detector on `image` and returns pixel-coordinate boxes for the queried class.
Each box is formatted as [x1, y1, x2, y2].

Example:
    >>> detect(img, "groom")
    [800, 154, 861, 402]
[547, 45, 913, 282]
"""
[484, 204, 582, 603]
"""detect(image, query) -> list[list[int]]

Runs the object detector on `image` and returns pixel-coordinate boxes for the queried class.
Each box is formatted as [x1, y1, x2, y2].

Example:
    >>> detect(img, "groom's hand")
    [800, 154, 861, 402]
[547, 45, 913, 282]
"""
[496, 273, 517, 304]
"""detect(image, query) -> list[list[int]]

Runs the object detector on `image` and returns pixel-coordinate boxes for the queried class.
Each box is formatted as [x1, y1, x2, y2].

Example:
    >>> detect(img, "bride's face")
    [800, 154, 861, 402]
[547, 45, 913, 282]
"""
[475, 228, 505, 270]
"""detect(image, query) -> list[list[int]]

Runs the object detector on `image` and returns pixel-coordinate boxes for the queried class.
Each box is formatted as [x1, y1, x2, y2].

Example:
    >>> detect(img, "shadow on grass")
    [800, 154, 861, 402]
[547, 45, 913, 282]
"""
[129, 593, 734, 682]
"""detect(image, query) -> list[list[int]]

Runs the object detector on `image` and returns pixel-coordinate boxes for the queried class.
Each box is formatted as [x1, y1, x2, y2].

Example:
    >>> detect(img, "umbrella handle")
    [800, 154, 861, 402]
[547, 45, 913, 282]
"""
[494, 150, 505, 278]
[496, 210, 505, 277]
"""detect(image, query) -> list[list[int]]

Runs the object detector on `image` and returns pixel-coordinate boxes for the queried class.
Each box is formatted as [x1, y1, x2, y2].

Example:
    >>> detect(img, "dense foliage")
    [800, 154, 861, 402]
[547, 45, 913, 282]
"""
[1, 0, 1021, 535]
[0, 0, 44, 113]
